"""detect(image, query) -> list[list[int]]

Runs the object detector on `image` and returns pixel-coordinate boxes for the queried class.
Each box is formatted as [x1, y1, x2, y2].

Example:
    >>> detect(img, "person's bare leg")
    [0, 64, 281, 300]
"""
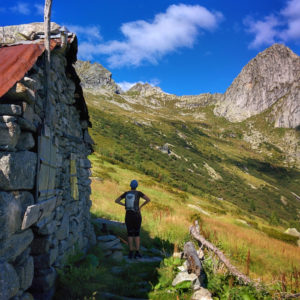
[128, 236, 134, 251]
[134, 236, 140, 251]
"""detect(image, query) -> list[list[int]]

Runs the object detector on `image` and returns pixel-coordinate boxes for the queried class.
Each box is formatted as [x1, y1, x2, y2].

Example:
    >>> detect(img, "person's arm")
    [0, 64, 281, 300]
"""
[115, 193, 126, 207]
[140, 194, 150, 210]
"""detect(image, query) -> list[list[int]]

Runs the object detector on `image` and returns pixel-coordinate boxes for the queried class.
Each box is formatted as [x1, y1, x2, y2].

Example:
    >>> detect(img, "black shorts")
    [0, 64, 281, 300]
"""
[125, 210, 142, 237]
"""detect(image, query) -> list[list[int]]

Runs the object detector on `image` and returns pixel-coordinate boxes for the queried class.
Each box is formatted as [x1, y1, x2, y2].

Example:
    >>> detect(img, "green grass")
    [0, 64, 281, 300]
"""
[60, 88, 300, 299]
[86, 91, 300, 225]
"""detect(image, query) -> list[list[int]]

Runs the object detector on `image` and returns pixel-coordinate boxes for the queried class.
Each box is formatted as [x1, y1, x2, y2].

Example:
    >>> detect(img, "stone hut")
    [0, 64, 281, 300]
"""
[0, 23, 96, 300]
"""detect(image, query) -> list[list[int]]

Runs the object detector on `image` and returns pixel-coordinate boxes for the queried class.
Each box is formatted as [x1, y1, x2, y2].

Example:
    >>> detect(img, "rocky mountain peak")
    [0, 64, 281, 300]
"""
[127, 83, 164, 96]
[214, 43, 300, 128]
[75, 60, 121, 94]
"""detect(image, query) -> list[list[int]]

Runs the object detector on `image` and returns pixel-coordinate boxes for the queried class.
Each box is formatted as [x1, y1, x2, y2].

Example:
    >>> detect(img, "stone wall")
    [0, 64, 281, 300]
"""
[0, 45, 95, 300]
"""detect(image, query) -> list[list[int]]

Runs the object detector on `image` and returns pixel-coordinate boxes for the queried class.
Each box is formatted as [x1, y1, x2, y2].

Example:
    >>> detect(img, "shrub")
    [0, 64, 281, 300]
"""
[261, 227, 299, 245]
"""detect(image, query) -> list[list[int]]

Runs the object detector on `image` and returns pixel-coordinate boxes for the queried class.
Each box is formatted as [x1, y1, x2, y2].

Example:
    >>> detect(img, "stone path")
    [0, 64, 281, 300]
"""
[95, 219, 212, 299]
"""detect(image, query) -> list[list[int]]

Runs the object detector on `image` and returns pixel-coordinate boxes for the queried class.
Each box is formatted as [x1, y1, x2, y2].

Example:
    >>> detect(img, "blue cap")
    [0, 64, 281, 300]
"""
[130, 180, 138, 189]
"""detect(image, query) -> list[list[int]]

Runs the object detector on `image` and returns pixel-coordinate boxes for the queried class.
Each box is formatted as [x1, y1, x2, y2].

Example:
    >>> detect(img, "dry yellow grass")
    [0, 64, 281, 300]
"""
[90, 157, 300, 292]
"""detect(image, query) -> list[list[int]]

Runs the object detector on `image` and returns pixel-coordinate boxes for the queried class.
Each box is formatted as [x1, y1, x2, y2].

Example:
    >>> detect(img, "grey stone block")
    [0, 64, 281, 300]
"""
[0, 151, 37, 190]
[31, 267, 57, 292]
[0, 104, 22, 116]
[16, 132, 35, 150]
[33, 248, 58, 269]
[0, 262, 20, 299]
[0, 229, 34, 262]
[31, 236, 51, 255]
[0, 121, 21, 150]
[56, 212, 69, 240]
[97, 235, 117, 242]
[17, 117, 36, 132]
[15, 256, 34, 291]
[35, 220, 57, 236]
[19, 292, 34, 300]
[31, 287, 55, 300]
[79, 158, 91, 168]
[98, 238, 120, 250]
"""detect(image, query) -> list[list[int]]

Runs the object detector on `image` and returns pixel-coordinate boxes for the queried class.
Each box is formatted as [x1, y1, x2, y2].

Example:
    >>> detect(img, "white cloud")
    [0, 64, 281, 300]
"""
[34, 4, 44, 16]
[67, 25, 102, 42]
[11, 2, 30, 15]
[77, 4, 223, 67]
[245, 0, 300, 48]
[117, 79, 160, 91]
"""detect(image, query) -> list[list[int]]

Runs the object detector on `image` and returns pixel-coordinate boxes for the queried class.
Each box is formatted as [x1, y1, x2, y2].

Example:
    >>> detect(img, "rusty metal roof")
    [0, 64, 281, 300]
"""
[0, 39, 60, 98]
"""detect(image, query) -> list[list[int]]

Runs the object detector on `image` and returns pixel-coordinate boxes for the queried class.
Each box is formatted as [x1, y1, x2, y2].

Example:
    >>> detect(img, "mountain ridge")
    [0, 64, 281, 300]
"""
[214, 43, 300, 128]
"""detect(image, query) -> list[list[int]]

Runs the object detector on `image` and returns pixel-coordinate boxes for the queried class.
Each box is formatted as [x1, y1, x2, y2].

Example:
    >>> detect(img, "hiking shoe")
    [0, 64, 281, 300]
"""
[134, 251, 142, 259]
[128, 251, 134, 259]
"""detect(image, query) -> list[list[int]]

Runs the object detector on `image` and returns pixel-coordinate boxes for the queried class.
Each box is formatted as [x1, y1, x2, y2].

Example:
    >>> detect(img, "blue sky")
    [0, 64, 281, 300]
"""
[1, 0, 300, 95]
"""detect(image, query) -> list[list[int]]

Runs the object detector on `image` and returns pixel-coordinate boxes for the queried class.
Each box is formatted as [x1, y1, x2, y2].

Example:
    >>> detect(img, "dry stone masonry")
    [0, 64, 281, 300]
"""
[0, 23, 95, 300]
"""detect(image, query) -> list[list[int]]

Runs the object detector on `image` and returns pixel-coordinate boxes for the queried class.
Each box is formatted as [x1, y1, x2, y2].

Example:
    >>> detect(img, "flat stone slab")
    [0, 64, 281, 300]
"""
[98, 238, 120, 250]
[125, 256, 162, 264]
[172, 271, 198, 286]
[97, 235, 117, 242]
[192, 287, 213, 300]
[94, 218, 126, 228]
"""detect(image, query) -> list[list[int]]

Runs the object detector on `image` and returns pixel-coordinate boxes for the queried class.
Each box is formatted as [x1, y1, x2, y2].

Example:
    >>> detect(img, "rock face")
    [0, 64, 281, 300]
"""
[214, 44, 300, 128]
[0, 22, 61, 44]
[75, 60, 121, 93]
[128, 83, 164, 96]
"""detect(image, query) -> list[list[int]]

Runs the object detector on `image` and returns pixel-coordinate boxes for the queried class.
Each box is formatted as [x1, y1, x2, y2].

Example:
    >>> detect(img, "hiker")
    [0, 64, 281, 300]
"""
[115, 180, 150, 259]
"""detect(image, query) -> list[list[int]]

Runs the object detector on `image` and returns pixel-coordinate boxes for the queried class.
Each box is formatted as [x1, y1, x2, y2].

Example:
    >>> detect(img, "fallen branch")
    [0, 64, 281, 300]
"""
[190, 220, 255, 286]
[183, 241, 202, 276]
[277, 292, 300, 299]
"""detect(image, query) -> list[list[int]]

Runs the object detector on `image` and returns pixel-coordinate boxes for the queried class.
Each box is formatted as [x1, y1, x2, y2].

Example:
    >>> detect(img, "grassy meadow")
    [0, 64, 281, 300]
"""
[54, 86, 300, 298]
[89, 153, 300, 297]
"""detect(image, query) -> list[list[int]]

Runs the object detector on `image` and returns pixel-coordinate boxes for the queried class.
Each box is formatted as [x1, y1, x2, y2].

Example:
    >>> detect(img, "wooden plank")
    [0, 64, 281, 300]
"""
[70, 155, 79, 200]
[21, 196, 57, 230]
[40, 135, 51, 160]
[38, 163, 50, 191]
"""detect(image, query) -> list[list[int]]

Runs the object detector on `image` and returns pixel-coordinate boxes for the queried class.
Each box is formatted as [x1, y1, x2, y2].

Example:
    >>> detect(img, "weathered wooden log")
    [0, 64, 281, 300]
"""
[280, 292, 300, 299]
[183, 241, 202, 276]
[43, 0, 52, 127]
[190, 221, 255, 286]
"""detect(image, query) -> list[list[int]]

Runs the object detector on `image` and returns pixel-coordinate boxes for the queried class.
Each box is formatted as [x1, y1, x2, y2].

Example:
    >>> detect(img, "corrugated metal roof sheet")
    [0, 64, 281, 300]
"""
[0, 39, 60, 98]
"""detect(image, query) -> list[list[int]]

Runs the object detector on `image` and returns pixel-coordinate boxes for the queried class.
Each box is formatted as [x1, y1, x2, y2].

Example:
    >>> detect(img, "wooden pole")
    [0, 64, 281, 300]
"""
[43, 0, 53, 126]
[44, 0, 52, 65]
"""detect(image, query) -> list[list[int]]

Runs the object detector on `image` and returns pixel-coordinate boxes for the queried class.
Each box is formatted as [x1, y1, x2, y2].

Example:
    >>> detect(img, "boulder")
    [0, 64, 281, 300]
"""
[192, 287, 213, 300]
[172, 271, 198, 286]
[0, 263, 20, 299]
[98, 238, 120, 250]
[0, 151, 37, 190]
[0, 104, 22, 116]
[31, 267, 57, 292]
[97, 234, 117, 242]
[16, 132, 35, 150]
[0, 229, 34, 262]
[56, 212, 70, 240]
[111, 251, 123, 262]
[0, 191, 34, 240]
[15, 256, 34, 291]
[0, 121, 21, 150]
[285, 228, 300, 238]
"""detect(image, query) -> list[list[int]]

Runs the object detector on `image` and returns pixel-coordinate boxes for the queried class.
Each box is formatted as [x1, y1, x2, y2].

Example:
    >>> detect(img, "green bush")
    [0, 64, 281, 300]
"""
[261, 227, 299, 245]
